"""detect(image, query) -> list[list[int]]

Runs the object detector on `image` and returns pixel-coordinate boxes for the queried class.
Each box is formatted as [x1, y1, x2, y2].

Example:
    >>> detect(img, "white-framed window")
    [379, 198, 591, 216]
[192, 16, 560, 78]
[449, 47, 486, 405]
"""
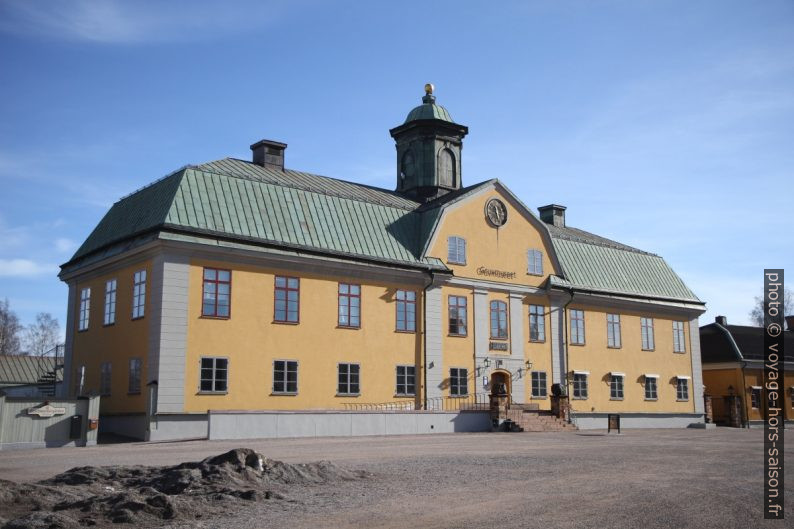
[607, 313, 621, 348]
[573, 373, 588, 399]
[273, 360, 298, 394]
[199, 357, 228, 393]
[644, 376, 658, 400]
[751, 387, 761, 409]
[450, 367, 468, 396]
[104, 279, 117, 325]
[78, 287, 91, 331]
[100, 362, 112, 397]
[529, 305, 545, 342]
[132, 270, 146, 319]
[527, 249, 543, 275]
[128, 358, 142, 394]
[570, 309, 585, 345]
[447, 236, 466, 265]
[610, 374, 624, 400]
[396, 365, 416, 396]
[673, 321, 687, 353]
[641, 317, 655, 350]
[531, 371, 547, 398]
[676, 378, 690, 401]
[338, 363, 360, 395]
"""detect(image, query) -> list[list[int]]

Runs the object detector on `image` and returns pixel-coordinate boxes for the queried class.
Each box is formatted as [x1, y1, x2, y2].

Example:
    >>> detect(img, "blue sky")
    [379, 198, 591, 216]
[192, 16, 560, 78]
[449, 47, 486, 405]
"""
[0, 0, 792, 336]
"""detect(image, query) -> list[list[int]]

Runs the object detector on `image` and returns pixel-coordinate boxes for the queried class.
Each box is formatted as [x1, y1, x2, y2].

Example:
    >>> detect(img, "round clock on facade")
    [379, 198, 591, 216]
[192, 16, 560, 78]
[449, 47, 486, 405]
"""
[485, 198, 508, 227]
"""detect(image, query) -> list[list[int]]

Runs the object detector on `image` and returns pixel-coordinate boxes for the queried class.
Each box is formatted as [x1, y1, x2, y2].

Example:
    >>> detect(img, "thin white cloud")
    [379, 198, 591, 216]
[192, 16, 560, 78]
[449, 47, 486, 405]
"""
[0, 0, 292, 44]
[0, 259, 58, 278]
[55, 238, 76, 254]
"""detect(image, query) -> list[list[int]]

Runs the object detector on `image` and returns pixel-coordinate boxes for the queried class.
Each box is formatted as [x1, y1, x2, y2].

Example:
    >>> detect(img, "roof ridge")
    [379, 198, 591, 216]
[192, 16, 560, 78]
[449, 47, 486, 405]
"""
[549, 225, 657, 256]
[115, 165, 188, 204]
[193, 158, 420, 211]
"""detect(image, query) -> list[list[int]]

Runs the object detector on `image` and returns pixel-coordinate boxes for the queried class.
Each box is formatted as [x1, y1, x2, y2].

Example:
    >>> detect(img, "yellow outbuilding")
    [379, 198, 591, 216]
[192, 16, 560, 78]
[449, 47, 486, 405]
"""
[59, 87, 706, 440]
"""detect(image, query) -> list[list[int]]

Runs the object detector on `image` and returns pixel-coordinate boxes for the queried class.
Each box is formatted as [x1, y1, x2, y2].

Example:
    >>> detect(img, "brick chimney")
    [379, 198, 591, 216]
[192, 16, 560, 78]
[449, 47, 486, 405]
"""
[538, 204, 566, 227]
[250, 139, 287, 171]
[715, 315, 728, 326]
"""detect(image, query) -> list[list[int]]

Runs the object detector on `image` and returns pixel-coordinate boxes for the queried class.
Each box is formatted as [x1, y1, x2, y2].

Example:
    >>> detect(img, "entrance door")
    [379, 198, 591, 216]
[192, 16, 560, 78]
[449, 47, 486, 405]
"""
[490, 371, 510, 397]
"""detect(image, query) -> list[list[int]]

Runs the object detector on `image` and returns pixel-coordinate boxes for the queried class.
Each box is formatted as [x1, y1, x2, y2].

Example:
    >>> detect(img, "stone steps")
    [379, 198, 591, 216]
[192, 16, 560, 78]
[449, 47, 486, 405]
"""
[505, 409, 577, 432]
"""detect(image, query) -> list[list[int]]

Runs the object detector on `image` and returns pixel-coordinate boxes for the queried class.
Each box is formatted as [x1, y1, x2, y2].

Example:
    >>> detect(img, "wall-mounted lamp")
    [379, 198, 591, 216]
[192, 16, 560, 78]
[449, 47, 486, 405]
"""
[483, 357, 491, 368]
[525, 359, 533, 371]
[727, 385, 734, 397]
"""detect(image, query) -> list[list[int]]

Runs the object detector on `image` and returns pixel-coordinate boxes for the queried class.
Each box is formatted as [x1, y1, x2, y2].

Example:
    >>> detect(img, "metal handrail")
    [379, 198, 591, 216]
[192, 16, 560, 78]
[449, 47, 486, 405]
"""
[342, 393, 491, 412]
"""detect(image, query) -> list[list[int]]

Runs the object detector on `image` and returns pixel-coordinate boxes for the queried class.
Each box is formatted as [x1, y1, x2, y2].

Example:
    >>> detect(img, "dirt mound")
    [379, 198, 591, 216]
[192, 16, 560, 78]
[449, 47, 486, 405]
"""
[0, 448, 368, 528]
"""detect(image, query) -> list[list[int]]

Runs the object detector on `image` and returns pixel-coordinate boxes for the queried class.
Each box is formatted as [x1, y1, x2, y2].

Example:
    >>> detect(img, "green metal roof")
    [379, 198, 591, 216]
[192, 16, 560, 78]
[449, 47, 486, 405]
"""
[405, 102, 454, 123]
[65, 159, 700, 304]
[68, 161, 444, 271]
[547, 226, 700, 302]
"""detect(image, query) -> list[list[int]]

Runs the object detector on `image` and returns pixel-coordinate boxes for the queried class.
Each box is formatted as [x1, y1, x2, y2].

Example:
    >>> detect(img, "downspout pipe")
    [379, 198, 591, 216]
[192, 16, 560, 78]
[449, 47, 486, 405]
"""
[562, 287, 575, 420]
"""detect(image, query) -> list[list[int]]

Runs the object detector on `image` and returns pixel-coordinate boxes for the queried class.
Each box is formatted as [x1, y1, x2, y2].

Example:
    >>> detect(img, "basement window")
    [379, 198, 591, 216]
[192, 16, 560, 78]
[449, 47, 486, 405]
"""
[610, 373, 624, 400]
[100, 362, 111, 397]
[531, 371, 547, 398]
[199, 357, 228, 393]
[396, 365, 416, 396]
[273, 360, 298, 394]
[676, 378, 690, 401]
[338, 363, 360, 395]
[450, 367, 468, 396]
[128, 358, 142, 394]
[751, 387, 761, 409]
[644, 376, 658, 400]
[573, 372, 588, 399]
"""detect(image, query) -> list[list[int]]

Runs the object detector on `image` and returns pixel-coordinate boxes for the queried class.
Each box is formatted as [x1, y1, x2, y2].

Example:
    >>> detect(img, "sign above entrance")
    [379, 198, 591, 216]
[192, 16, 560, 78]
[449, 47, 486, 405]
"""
[27, 404, 67, 418]
[476, 267, 516, 280]
[489, 342, 508, 352]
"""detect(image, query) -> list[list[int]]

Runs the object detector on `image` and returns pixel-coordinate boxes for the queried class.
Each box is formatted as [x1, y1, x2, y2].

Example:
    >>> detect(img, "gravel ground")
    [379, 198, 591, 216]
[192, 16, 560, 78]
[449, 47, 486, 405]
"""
[0, 428, 791, 528]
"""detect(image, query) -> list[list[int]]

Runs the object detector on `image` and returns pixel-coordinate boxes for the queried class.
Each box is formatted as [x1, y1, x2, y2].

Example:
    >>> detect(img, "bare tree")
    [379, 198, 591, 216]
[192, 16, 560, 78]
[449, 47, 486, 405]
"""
[0, 298, 22, 355]
[24, 312, 60, 357]
[749, 288, 792, 328]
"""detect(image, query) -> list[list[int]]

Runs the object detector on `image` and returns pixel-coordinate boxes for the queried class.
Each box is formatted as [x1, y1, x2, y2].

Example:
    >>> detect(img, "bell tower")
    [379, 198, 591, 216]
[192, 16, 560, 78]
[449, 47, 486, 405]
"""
[389, 84, 469, 201]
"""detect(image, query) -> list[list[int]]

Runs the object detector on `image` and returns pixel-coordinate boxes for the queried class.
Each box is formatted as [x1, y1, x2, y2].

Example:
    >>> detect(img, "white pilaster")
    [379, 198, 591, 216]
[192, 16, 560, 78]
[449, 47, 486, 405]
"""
[689, 317, 705, 414]
[148, 253, 190, 414]
[509, 292, 526, 403]
[549, 295, 567, 386]
[424, 283, 444, 408]
[61, 282, 76, 398]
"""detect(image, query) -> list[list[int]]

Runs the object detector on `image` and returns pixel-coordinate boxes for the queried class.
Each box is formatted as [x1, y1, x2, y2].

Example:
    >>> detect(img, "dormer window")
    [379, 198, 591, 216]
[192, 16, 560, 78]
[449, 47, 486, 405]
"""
[438, 149, 455, 187]
[447, 236, 466, 265]
[527, 249, 543, 275]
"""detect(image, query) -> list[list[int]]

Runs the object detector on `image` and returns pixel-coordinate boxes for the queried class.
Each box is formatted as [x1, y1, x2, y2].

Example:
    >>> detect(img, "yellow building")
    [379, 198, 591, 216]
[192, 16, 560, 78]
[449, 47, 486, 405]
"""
[700, 316, 794, 427]
[59, 86, 707, 440]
